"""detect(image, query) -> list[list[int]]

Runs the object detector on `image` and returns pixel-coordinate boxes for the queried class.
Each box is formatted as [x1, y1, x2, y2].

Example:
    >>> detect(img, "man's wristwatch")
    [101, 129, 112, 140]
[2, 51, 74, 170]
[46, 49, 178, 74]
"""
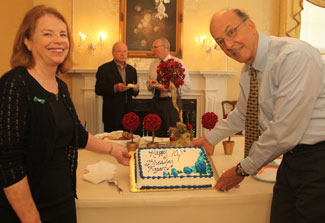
[235, 163, 249, 177]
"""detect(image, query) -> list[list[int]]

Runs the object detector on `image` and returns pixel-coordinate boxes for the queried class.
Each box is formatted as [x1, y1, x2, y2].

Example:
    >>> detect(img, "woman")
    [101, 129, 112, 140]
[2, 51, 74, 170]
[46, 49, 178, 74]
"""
[0, 5, 130, 223]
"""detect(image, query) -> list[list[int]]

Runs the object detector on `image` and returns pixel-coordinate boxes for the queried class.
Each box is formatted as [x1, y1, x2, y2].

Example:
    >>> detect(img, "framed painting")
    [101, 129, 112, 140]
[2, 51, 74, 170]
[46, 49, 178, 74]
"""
[119, 0, 183, 58]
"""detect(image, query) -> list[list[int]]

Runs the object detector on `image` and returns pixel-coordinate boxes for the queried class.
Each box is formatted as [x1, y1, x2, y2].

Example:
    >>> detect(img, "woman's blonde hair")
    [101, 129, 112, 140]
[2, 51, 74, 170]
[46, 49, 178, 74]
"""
[10, 5, 74, 74]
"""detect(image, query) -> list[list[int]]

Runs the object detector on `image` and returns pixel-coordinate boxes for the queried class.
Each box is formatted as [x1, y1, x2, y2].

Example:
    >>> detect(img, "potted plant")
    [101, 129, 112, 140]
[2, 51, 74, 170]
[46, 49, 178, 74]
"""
[143, 113, 162, 147]
[222, 114, 235, 155]
[201, 112, 218, 155]
[122, 112, 140, 151]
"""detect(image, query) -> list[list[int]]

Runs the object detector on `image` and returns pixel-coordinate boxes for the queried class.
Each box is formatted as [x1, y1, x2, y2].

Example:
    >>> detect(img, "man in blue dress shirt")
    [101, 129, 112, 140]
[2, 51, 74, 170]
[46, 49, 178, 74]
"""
[192, 8, 325, 223]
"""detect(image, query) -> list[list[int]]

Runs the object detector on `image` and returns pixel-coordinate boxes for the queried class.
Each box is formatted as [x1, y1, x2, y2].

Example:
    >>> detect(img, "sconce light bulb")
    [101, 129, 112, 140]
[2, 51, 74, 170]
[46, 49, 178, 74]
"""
[99, 31, 106, 40]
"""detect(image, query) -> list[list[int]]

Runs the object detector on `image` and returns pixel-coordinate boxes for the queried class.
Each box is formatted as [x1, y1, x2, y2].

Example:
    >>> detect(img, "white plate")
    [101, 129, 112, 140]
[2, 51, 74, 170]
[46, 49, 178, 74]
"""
[151, 83, 165, 88]
[142, 136, 169, 144]
[127, 84, 137, 88]
[253, 166, 278, 183]
[95, 130, 140, 147]
[253, 157, 282, 183]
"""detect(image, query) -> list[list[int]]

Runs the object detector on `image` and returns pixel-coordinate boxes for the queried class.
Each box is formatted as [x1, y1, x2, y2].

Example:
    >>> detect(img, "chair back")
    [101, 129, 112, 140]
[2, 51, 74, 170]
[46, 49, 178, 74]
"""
[221, 100, 242, 135]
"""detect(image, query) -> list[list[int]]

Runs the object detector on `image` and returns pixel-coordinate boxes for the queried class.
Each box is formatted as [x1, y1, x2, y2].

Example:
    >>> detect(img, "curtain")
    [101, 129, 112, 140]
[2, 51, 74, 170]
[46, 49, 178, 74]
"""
[306, 0, 325, 7]
[279, 0, 304, 38]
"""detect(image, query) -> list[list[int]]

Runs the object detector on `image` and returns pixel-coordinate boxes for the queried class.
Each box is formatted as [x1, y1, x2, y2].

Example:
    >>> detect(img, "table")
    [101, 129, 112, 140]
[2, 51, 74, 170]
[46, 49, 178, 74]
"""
[76, 136, 274, 223]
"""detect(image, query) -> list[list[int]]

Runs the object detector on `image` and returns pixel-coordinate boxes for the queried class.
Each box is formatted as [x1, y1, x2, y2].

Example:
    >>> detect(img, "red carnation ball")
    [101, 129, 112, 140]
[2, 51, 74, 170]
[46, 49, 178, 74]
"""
[202, 112, 218, 130]
[122, 112, 140, 132]
[187, 123, 193, 131]
[143, 113, 162, 132]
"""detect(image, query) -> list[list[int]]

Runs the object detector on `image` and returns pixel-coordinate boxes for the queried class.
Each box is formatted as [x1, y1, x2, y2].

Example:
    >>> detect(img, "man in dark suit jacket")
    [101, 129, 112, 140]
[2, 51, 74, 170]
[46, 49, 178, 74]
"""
[95, 41, 139, 132]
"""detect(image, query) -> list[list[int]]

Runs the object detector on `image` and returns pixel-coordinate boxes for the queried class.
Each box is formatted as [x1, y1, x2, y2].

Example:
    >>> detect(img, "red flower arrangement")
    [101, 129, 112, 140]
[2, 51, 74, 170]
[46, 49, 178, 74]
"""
[187, 123, 193, 131]
[122, 112, 140, 142]
[143, 113, 162, 143]
[157, 58, 185, 89]
[168, 122, 194, 145]
[202, 112, 218, 130]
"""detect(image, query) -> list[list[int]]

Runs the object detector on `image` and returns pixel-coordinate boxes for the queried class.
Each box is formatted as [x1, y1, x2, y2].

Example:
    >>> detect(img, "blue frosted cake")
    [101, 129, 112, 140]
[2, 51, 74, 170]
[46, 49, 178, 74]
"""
[134, 146, 216, 190]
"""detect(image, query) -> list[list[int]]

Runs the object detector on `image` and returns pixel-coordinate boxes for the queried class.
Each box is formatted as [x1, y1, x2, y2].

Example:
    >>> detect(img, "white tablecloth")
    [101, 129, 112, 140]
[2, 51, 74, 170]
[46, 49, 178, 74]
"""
[76, 136, 274, 223]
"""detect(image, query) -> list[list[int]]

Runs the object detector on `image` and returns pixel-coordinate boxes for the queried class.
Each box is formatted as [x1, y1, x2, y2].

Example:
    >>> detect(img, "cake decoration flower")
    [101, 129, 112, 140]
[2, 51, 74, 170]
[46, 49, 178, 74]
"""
[195, 160, 207, 174]
[183, 167, 192, 174]
[201, 112, 218, 130]
[122, 112, 140, 143]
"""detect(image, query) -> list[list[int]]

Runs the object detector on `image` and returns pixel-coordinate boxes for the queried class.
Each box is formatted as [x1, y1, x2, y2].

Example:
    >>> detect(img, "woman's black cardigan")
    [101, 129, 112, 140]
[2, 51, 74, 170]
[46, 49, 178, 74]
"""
[0, 67, 88, 200]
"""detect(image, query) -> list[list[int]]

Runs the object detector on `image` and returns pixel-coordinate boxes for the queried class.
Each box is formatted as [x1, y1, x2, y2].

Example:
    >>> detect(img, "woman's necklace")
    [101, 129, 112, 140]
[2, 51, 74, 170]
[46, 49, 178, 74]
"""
[28, 68, 59, 100]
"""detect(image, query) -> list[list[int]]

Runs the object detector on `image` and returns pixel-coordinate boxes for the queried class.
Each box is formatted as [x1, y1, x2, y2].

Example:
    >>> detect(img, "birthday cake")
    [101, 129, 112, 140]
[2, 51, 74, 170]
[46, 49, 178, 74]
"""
[134, 146, 216, 190]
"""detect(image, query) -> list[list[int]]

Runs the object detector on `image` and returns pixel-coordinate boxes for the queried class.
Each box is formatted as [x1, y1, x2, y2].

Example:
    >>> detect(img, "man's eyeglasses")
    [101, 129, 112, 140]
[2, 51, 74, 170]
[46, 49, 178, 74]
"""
[215, 18, 247, 48]
[151, 45, 163, 49]
[115, 50, 128, 54]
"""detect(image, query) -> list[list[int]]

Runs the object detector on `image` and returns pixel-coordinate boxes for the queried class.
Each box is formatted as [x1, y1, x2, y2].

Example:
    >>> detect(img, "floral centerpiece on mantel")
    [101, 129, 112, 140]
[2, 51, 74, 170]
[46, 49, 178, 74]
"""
[201, 112, 218, 155]
[157, 58, 185, 122]
[122, 112, 140, 151]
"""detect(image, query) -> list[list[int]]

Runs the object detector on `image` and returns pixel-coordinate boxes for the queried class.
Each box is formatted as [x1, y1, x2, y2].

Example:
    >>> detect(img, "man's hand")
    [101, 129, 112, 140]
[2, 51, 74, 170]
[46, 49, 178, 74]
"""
[191, 136, 213, 150]
[215, 166, 244, 192]
[115, 83, 129, 92]
[132, 83, 139, 92]
[148, 80, 158, 87]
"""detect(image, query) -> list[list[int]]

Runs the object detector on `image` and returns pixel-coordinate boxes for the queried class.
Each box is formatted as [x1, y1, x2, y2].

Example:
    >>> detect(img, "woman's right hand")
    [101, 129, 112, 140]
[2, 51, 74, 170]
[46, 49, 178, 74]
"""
[110, 144, 131, 166]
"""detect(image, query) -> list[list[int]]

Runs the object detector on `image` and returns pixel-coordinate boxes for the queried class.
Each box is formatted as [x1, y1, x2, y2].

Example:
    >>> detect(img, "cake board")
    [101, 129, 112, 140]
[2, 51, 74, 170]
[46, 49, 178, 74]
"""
[129, 151, 219, 192]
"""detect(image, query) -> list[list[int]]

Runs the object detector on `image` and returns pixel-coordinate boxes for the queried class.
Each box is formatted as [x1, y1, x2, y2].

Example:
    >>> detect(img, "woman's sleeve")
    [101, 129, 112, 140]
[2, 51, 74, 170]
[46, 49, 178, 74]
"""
[0, 74, 29, 188]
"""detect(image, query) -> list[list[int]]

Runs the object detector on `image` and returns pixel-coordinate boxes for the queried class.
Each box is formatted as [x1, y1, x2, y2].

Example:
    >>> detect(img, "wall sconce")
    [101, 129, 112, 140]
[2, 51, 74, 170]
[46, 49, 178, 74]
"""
[99, 31, 106, 47]
[78, 30, 107, 53]
[78, 32, 86, 48]
[195, 34, 229, 70]
[197, 34, 216, 54]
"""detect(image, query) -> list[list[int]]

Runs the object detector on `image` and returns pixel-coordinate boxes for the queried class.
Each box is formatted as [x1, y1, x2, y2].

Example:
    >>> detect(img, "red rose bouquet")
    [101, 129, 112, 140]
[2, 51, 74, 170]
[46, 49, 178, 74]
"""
[143, 113, 162, 143]
[157, 58, 185, 89]
[202, 112, 218, 130]
[122, 112, 140, 143]
[157, 58, 185, 122]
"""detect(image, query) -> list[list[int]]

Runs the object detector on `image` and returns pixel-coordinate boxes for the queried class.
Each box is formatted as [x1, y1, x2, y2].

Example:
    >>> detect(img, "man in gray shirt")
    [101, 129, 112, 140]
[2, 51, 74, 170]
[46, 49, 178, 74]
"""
[192, 8, 325, 223]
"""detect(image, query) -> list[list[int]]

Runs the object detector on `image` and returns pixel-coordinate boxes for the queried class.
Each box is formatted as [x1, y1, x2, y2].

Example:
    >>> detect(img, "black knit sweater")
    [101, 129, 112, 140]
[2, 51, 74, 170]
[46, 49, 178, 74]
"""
[0, 67, 88, 200]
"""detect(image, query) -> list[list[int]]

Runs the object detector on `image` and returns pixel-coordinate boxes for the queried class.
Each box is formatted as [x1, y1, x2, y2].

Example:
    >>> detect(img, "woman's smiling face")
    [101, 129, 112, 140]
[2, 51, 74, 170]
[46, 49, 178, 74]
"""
[24, 13, 69, 68]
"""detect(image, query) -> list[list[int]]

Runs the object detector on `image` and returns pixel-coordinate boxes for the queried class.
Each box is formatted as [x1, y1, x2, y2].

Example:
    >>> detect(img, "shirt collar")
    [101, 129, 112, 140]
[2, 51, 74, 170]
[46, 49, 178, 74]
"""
[161, 54, 171, 62]
[252, 33, 268, 73]
[113, 59, 127, 68]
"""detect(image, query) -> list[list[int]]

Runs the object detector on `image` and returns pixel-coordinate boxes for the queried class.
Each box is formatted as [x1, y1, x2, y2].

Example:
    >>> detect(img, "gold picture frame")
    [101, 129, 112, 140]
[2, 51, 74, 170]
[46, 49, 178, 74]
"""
[119, 0, 183, 58]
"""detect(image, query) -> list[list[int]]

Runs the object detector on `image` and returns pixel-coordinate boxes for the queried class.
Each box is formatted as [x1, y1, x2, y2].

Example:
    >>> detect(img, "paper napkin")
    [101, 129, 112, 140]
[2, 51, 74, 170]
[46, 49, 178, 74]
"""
[83, 160, 116, 184]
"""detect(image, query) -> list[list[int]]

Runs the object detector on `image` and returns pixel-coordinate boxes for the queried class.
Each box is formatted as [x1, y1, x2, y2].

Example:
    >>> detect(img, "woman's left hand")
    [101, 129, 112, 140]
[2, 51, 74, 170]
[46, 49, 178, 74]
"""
[110, 145, 131, 166]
